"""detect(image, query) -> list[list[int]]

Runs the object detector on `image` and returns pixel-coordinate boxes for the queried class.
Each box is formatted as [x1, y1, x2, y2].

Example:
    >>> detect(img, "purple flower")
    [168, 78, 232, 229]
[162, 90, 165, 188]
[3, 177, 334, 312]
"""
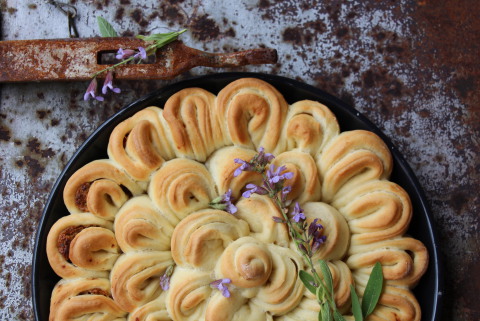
[256, 146, 275, 165]
[84, 78, 104, 101]
[160, 273, 170, 291]
[134, 46, 147, 60]
[160, 265, 175, 291]
[209, 189, 237, 214]
[102, 71, 121, 95]
[272, 216, 285, 223]
[307, 218, 326, 253]
[267, 164, 294, 184]
[222, 189, 237, 214]
[210, 278, 231, 298]
[311, 234, 327, 253]
[116, 48, 135, 60]
[281, 185, 292, 202]
[242, 183, 268, 198]
[291, 202, 306, 222]
[233, 158, 252, 177]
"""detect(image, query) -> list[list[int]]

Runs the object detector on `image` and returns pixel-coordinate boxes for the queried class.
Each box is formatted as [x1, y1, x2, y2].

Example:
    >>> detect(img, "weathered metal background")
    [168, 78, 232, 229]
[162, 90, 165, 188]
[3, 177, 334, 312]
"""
[0, 0, 478, 320]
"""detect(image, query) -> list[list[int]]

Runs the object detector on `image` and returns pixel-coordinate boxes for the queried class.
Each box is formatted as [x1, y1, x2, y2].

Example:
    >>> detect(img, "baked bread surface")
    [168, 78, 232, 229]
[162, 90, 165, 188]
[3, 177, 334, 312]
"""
[47, 78, 428, 321]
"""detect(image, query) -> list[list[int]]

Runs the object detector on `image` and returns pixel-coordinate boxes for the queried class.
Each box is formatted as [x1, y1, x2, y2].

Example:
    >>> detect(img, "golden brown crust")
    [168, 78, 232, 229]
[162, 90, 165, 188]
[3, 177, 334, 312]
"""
[108, 106, 176, 182]
[163, 87, 225, 161]
[47, 213, 118, 279]
[110, 251, 173, 312]
[282, 100, 339, 156]
[318, 130, 393, 202]
[215, 78, 289, 153]
[148, 158, 218, 225]
[63, 159, 143, 220]
[49, 278, 126, 321]
[272, 151, 322, 204]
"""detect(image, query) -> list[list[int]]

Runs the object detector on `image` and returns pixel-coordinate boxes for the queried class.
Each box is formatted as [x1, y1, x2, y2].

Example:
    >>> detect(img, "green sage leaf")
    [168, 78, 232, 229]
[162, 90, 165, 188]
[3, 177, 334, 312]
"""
[318, 260, 334, 297]
[361, 262, 384, 317]
[97, 17, 118, 37]
[320, 302, 332, 321]
[350, 285, 363, 321]
[299, 270, 317, 294]
[136, 29, 187, 48]
[333, 310, 346, 321]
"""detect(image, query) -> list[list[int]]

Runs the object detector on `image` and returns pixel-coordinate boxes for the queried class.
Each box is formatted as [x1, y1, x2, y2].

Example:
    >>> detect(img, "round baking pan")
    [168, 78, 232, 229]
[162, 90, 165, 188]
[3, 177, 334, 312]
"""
[32, 72, 443, 320]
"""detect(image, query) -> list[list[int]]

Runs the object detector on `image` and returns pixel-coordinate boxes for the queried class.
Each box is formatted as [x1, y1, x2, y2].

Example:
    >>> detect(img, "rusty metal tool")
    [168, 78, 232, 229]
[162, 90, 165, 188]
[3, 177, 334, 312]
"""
[0, 38, 277, 82]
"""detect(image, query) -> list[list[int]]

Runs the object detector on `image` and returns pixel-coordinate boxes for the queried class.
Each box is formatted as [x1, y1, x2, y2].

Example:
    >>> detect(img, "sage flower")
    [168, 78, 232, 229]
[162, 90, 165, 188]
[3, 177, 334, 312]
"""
[291, 202, 306, 222]
[209, 189, 237, 214]
[116, 48, 135, 60]
[83, 78, 104, 101]
[210, 278, 232, 298]
[266, 164, 294, 184]
[102, 71, 121, 95]
[134, 46, 147, 60]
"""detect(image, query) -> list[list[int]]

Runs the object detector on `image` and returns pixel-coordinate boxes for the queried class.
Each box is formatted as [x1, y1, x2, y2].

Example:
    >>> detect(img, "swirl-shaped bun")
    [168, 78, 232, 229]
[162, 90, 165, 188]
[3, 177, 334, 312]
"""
[235, 194, 290, 247]
[217, 236, 272, 288]
[272, 151, 321, 204]
[165, 268, 213, 321]
[318, 130, 393, 202]
[128, 293, 170, 321]
[46, 213, 119, 279]
[251, 244, 304, 315]
[110, 251, 173, 312]
[171, 209, 249, 269]
[149, 158, 217, 225]
[281, 100, 339, 156]
[163, 87, 226, 161]
[348, 237, 428, 287]
[206, 146, 263, 199]
[332, 180, 412, 245]
[215, 78, 288, 153]
[302, 202, 350, 261]
[114, 196, 175, 252]
[63, 160, 143, 220]
[49, 278, 126, 321]
[108, 107, 176, 182]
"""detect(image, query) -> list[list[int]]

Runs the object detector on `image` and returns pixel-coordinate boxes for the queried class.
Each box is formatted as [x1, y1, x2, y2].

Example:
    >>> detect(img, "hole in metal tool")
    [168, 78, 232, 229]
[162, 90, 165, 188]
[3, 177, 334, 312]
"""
[97, 50, 156, 65]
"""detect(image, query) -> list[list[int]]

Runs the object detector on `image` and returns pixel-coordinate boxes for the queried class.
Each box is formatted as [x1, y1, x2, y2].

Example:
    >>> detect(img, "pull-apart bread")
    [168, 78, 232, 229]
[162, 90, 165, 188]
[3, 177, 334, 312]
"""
[47, 78, 428, 321]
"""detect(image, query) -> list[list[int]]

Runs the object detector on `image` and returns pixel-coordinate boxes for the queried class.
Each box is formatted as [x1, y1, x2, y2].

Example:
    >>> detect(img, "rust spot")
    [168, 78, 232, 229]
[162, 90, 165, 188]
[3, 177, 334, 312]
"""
[27, 4, 37, 9]
[23, 156, 45, 179]
[115, 7, 125, 21]
[51, 119, 60, 126]
[36, 110, 50, 119]
[120, 0, 130, 4]
[0, 125, 11, 141]
[26, 138, 55, 158]
[190, 14, 220, 41]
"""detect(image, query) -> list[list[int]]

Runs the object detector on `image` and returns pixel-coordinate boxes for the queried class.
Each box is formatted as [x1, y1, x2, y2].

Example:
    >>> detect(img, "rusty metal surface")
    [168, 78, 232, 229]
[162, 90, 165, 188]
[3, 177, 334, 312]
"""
[0, 38, 277, 82]
[0, 0, 478, 320]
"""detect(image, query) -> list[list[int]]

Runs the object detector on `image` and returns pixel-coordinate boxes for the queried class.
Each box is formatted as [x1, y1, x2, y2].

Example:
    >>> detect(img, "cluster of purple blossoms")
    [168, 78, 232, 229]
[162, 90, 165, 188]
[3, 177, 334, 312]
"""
[235, 146, 327, 258]
[210, 278, 232, 298]
[209, 189, 237, 214]
[84, 70, 121, 101]
[84, 46, 149, 102]
[233, 147, 274, 177]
